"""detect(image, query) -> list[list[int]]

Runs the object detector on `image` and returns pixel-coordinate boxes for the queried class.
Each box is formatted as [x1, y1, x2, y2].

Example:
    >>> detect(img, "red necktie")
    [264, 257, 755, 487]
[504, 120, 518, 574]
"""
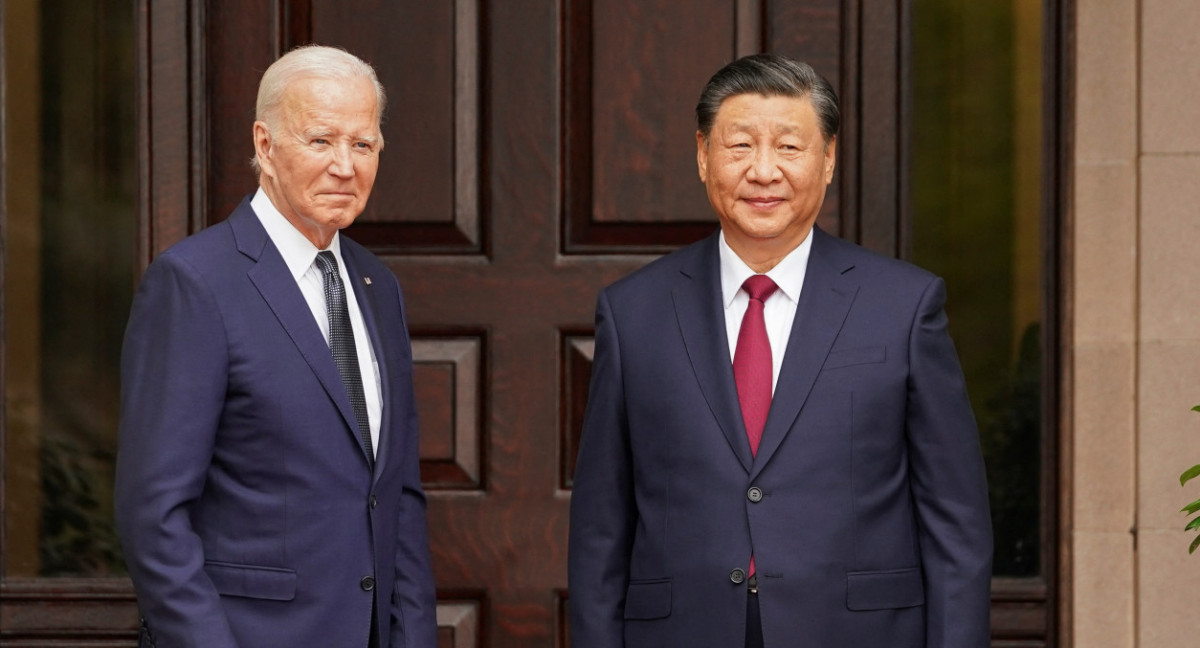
[734, 275, 778, 456]
[733, 274, 777, 578]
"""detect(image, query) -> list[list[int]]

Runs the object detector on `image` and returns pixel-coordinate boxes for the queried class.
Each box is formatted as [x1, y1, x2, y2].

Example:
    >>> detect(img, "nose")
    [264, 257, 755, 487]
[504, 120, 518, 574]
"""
[328, 143, 355, 178]
[746, 147, 781, 183]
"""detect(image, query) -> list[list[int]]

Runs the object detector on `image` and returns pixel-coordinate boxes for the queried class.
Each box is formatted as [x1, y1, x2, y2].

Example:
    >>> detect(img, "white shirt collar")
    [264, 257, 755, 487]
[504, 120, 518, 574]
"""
[251, 187, 343, 278]
[719, 228, 812, 307]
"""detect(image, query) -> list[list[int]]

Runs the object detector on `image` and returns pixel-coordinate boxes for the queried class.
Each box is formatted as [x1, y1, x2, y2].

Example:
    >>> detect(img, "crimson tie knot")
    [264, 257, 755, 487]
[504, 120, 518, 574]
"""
[742, 274, 778, 303]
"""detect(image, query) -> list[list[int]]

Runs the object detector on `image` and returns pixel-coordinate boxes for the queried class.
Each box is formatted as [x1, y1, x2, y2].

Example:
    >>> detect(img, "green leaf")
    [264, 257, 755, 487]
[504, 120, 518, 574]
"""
[1192, 404, 1200, 412]
[1186, 516, 1200, 532]
[1182, 464, 1200, 486]
[1183, 498, 1200, 515]
[1190, 534, 1200, 554]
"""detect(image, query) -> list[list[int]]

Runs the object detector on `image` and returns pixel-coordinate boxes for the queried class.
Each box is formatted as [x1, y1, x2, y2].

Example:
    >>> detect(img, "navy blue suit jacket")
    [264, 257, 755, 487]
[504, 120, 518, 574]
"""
[568, 228, 992, 647]
[115, 197, 437, 648]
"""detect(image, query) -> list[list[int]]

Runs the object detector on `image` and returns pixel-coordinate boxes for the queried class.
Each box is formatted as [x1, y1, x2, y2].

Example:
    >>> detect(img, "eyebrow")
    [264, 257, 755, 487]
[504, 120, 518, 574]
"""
[300, 128, 379, 144]
[726, 122, 802, 134]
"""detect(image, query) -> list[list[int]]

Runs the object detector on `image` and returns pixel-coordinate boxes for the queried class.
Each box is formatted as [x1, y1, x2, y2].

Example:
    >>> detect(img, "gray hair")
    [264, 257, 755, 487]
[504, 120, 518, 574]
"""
[696, 53, 839, 143]
[251, 44, 386, 174]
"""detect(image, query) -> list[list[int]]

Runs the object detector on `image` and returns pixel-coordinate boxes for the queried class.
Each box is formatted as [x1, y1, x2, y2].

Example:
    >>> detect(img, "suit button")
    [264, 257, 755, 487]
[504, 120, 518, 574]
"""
[747, 486, 763, 503]
[369, 494, 378, 509]
[729, 568, 747, 585]
[360, 576, 376, 591]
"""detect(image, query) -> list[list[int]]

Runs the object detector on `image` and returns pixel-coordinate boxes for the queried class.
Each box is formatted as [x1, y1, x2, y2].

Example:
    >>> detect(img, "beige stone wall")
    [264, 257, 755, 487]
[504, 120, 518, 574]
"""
[1072, 0, 1200, 645]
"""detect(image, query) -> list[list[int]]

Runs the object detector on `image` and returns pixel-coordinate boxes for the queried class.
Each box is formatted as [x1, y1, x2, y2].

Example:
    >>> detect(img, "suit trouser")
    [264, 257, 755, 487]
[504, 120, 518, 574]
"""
[369, 600, 380, 648]
[746, 589, 764, 648]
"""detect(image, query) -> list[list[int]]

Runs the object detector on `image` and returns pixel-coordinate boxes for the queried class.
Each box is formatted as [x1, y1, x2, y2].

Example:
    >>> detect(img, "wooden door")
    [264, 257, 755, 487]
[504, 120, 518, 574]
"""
[133, 2, 906, 647]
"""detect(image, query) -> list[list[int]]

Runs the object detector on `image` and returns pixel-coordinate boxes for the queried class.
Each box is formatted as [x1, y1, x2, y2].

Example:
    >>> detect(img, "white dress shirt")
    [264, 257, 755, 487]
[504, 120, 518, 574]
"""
[719, 229, 812, 393]
[251, 188, 381, 456]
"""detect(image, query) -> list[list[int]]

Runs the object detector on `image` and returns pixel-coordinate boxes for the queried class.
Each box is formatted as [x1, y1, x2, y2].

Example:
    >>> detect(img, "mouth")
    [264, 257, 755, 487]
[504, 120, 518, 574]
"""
[742, 197, 785, 210]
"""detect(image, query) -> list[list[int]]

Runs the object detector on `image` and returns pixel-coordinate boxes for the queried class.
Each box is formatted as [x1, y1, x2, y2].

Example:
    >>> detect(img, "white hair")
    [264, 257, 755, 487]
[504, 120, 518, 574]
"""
[251, 44, 386, 175]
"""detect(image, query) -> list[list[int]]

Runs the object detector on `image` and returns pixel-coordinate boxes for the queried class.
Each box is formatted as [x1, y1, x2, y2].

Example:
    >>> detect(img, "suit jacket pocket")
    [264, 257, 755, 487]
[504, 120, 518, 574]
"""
[205, 560, 297, 601]
[845, 567, 924, 611]
[824, 345, 886, 370]
[623, 578, 672, 620]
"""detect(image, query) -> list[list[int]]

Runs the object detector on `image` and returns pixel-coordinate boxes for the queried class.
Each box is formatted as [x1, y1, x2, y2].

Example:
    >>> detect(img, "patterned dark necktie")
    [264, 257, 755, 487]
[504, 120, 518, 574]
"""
[315, 251, 373, 464]
[733, 274, 778, 578]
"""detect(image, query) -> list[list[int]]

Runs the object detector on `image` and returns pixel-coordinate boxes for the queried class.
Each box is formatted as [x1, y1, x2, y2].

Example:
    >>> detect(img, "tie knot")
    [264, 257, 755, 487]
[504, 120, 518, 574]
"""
[315, 250, 339, 277]
[742, 274, 778, 303]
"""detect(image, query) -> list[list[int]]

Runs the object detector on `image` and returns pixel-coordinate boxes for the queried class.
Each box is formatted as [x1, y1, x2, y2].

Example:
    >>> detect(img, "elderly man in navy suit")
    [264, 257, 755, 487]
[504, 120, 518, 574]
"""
[568, 54, 992, 648]
[115, 45, 436, 648]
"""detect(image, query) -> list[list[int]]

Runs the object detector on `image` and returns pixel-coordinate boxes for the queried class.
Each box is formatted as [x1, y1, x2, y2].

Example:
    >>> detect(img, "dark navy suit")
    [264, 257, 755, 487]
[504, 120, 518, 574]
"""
[115, 197, 437, 648]
[568, 228, 992, 647]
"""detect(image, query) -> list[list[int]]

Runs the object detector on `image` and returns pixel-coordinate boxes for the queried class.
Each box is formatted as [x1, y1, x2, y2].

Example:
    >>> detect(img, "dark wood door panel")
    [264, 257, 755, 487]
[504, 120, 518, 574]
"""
[562, 0, 735, 253]
[564, 0, 778, 253]
[203, 0, 282, 232]
[311, 0, 485, 253]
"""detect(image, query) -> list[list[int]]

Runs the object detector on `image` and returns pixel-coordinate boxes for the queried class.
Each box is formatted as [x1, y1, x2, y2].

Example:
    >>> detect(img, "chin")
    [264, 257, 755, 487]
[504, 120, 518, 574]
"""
[325, 208, 361, 224]
[737, 222, 789, 239]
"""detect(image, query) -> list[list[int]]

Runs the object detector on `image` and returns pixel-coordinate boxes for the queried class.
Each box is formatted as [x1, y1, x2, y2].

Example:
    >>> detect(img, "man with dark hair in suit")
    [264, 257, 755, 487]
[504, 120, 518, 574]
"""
[568, 53, 992, 648]
[115, 45, 437, 648]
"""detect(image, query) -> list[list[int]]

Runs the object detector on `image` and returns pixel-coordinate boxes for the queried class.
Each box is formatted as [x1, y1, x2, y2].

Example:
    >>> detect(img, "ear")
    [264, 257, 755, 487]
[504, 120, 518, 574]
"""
[695, 130, 709, 182]
[253, 121, 274, 177]
[822, 135, 837, 185]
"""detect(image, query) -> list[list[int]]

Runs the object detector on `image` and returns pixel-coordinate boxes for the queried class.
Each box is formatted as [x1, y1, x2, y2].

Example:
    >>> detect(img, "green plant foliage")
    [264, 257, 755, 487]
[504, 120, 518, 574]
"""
[39, 426, 124, 575]
[1180, 405, 1200, 553]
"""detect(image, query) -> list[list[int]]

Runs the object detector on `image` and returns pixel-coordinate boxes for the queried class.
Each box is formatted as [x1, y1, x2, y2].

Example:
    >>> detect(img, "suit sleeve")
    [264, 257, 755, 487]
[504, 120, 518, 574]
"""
[905, 277, 994, 648]
[568, 289, 636, 648]
[387, 279, 439, 648]
[114, 253, 240, 648]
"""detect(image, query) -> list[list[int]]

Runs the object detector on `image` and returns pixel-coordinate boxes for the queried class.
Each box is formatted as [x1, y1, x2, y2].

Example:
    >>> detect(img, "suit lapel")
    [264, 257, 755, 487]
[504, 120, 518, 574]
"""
[229, 203, 371, 468]
[341, 245, 389, 478]
[750, 228, 858, 480]
[673, 234, 755, 473]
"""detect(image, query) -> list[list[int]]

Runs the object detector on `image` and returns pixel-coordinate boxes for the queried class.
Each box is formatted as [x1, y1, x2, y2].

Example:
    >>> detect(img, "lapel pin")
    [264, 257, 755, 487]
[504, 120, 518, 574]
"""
[363, 276, 372, 285]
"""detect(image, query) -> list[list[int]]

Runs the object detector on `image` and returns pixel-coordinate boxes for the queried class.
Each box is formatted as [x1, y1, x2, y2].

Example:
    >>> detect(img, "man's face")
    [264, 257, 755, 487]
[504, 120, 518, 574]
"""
[254, 75, 381, 248]
[696, 93, 836, 264]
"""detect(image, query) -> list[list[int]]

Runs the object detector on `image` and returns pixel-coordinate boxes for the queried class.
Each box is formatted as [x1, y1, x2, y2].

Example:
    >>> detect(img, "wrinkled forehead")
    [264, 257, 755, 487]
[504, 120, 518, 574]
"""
[278, 75, 380, 124]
